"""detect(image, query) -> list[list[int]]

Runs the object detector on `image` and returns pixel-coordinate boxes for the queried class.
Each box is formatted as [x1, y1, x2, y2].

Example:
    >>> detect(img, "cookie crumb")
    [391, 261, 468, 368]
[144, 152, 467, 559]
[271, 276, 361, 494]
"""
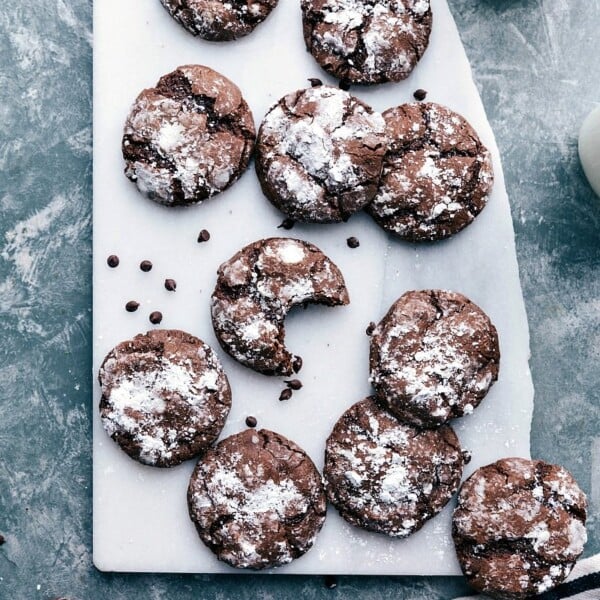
[149, 311, 163, 325]
[277, 218, 295, 230]
[346, 236, 360, 249]
[198, 229, 211, 243]
[279, 388, 293, 402]
[0, 534, 5, 545]
[245, 416, 258, 428]
[164, 279, 177, 292]
[308, 78, 323, 87]
[107, 255, 120, 268]
[285, 379, 303, 390]
[140, 260, 153, 272]
[339, 80, 351, 91]
[125, 301, 140, 313]
[324, 575, 338, 589]
[462, 450, 472, 464]
[366, 321, 376, 336]
[292, 356, 303, 373]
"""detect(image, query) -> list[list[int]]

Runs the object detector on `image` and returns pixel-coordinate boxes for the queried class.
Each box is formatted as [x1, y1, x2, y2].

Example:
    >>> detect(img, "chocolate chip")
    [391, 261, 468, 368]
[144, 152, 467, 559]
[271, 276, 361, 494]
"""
[292, 356, 303, 373]
[125, 301, 140, 313]
[346, 236, 360, 248]
[285, 379, 303, 390]
[107, 255, 120, 268]
[245, 416, 258, 428]
[324, 575, 338, 589]
[0, 534, 5, 545]
[308, 78, 323, 88]
[149, 311, 163, 325]
[366, 321, 376, 336]
[197, 229, 211, 243]
[140, 260, 153, 272]
[462, 450, 472, 465]
[413, 88, 428, 101]
[277, 218, 295, 230]
[164, 278, 177, 291]
[339, 80, 351, 91]
[279, 388, 293, 402]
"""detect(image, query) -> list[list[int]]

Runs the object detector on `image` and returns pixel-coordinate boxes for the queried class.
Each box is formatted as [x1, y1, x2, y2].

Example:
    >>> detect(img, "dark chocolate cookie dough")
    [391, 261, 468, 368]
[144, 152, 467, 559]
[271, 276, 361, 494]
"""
[256, 86, 387, 223]
[159, 0, 279, 41]
[98, 329, 231, 467]
[368, 102, 494, 242]
[211, 237, 349, 375]
[369, 290, 500, 428]
[325, 397, 465, 537]
[188, 428, 327, 569]
[122, 65, 255, 206]
[301, 0, 432, 85]
[453, 458, 587, 599]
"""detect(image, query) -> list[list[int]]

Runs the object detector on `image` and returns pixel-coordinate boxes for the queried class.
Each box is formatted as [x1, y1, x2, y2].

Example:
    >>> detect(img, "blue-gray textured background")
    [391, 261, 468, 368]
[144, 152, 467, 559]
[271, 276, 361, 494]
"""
[0, 1, 598, 598]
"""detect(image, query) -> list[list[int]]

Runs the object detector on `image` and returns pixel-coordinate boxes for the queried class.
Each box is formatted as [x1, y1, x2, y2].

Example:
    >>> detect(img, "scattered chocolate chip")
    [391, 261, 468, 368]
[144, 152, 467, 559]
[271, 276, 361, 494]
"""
[366, 321, 376, 336]
[339, 80, 351, 91]
[346, 236, 360, 249]
[279, 388, 293, 402]
[292, 356, 303, 373]
[277, 218, 295, 230]
[245, 416, 258, 428]
[324, 575, 338, 589]
[0, 534, 5, 545]
[198, 229, 211, 243]
[125, 301, 140, 313]
[140, 260, 153, 272]
[414, 88, 428, 101]
[164, 278, 177, 292]
[462, 450, 472, 465]
[308, 77, 323, 87]
[285, 379, 303, 390]
[149, 311, 163, 325]
[107, 255, 120, 268]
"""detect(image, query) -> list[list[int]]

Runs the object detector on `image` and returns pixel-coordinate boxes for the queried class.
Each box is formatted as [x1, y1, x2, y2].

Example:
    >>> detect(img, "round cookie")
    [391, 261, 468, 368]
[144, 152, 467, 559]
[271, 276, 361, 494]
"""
[255, 86, 387, 223]
[368, 102, 494, 242]
[122, 65, 255, 206]
[159, 0, 279, 42]
[188, 428, 327, 569]
[98, 329, 231, 467]
[453, 458, 587, 599]
[211, 237, 349, 375]
[369, 290, 500, 428]
[301, 0, 432, 85]
[324, 397, 466, 537]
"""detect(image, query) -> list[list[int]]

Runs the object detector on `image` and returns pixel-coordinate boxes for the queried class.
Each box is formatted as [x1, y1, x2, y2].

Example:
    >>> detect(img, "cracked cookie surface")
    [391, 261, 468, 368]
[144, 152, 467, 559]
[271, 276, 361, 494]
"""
[122, 65, 255, 206]
[255, 86, 387, 223]
[369, 290, 500, 428]
[301, 0, 432, 85]
[324, 396, 465, 537]
[368, 102, 494, 242]
[98, 329, 232, 467]
[453, 458, 587, 599]
[159, 0, 279, 41]
[211, 237, 349, 375]
[187, 428, 327, 569]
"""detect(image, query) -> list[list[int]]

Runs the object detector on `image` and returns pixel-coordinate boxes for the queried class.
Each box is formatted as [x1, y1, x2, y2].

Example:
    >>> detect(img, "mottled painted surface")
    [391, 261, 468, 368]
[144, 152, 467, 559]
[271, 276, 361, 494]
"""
[0, 1, 598, 598]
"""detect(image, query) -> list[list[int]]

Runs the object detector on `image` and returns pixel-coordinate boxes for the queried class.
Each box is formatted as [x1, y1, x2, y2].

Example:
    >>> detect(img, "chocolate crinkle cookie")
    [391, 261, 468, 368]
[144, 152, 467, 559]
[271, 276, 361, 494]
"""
[369, 290, 500, 428]
[325, 397, 465, 537]
[368, 102, 494, 242]
[188, 429, 327, 569]
[159, 0, 279, 41]
[98, 329, 232, 467]
[453, 458, 587, 599]
[301, 0, 432, 85]
[122, 65, 255, 206]
[256, 86, 387, 223]
[211, 237, 349, 376]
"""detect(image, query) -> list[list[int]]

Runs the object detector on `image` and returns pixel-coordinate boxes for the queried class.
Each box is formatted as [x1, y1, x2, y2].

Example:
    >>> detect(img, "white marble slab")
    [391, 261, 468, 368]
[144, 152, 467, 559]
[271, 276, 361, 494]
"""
[93, 0, 533, 575]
